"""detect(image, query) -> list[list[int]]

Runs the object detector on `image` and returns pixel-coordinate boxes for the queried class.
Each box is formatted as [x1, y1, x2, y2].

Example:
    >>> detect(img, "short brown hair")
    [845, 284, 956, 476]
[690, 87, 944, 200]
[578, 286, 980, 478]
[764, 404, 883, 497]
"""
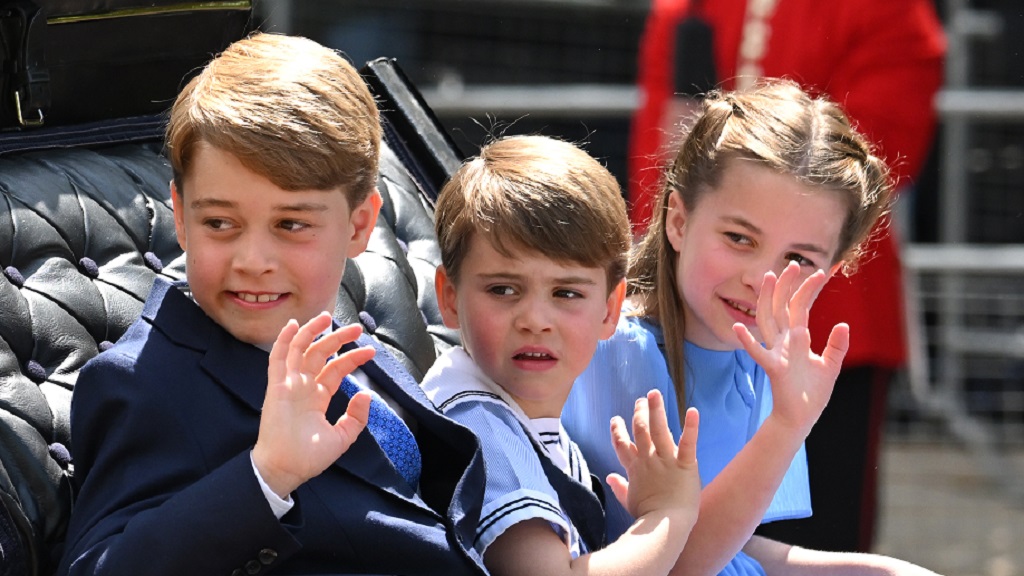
[166, 32, 381, 205]
[435, 135, 630, 292]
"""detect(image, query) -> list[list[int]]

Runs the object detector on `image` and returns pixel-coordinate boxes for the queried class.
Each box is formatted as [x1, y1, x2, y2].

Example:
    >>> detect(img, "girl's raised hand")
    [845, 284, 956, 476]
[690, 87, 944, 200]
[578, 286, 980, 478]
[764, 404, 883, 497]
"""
[732, 261, 849, 438]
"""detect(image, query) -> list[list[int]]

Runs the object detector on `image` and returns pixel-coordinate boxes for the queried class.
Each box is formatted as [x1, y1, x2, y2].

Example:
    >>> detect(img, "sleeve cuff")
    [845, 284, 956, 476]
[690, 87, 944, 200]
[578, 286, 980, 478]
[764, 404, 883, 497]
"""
[250, 451, 295, 519]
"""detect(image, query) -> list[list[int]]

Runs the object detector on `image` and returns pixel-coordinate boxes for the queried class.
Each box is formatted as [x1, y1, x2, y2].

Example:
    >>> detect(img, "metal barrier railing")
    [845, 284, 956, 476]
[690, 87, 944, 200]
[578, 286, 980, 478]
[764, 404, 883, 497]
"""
[902, 244, 1024, 503]
[421, 84, 639, 118]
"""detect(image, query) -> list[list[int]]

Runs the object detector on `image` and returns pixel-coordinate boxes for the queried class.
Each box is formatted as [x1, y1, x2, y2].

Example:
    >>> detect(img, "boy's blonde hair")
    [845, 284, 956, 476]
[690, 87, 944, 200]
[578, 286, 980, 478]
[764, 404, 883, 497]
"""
[435, 135, 630, 293]
[166, 32, 381, 205]
[632, 79, 894, 406]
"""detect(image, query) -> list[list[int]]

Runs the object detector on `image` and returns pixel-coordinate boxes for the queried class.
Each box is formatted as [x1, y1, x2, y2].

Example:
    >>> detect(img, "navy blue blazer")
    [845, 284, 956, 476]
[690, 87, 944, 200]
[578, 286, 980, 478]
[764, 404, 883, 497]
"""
[59, 278, 488, 575]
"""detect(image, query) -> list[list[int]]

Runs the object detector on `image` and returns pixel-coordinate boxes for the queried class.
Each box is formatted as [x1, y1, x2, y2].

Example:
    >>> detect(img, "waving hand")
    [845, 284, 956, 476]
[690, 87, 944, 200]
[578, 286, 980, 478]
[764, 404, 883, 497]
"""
[732, 261, 849, 438]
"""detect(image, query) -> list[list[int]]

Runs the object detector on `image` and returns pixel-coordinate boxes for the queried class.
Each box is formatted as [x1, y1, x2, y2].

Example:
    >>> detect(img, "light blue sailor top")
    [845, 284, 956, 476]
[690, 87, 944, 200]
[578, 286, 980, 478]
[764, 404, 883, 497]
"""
[563, 314, 811, 576]
[422, 347, 592, 559]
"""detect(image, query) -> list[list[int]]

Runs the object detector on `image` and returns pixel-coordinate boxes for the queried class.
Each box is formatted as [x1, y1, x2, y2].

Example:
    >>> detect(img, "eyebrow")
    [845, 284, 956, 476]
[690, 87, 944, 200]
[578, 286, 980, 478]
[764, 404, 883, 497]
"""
[189, 198, 330, 213]
[723, 216, 832, 256]
[189, 198, 234, 210]
[477, 272, 599, 286]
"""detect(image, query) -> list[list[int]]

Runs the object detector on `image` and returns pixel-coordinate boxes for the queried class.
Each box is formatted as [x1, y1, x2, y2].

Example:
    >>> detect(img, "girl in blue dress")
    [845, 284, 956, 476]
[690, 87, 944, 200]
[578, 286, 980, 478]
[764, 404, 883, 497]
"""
[564, 80, 942, 576]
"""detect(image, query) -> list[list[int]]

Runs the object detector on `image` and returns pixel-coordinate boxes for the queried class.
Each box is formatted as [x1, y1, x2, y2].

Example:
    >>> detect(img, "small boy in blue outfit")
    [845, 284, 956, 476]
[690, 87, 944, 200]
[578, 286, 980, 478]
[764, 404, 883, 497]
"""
[58, 33, 487, 576]
[423, 134, 701, 576]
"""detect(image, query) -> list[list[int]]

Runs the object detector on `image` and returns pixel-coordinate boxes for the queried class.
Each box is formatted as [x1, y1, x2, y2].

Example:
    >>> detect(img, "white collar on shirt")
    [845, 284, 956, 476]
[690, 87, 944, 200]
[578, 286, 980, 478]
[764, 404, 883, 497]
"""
[423, 347, 572, 472]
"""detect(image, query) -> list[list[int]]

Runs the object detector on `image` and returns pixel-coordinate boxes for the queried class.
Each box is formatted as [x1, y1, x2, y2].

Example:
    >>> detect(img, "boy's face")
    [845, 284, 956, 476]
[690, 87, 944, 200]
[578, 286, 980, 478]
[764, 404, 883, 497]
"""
[172, 143, 380, 349]
[437, 236, 625, 419]
[666, 159, 845, 350]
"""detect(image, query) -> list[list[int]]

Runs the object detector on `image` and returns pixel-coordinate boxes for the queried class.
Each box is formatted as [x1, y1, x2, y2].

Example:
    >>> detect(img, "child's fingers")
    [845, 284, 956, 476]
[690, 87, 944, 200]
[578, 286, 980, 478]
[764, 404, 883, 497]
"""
[298, 311, 334, 340]
[287, 312, 332, 375]
[333, 389, 371, 444]
[772, 262, 800, 337]
[778, 260, 802, 295]
[676, 407, 700, 465]
[820, 322, 850, 372]
[307, 323, 365, 370]
[609, 415, 637, 469]
[755, 270, 779, 344]
[268, 319, 300, 387]
[305, 317, 362, 358]
[788, 269, 827, 328]
[605, 473, 630, 510]
[787, 324, 812, 358]
[733, 322, 770, 367]
[645, 390, 676, 456]
[631, 395, 653, 456]
[320, 346, 377, 394]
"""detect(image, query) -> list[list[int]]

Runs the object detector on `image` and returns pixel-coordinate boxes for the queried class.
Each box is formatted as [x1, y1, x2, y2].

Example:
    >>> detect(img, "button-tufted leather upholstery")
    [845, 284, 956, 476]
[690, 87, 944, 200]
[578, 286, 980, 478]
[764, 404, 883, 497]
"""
[0, 116, 459, 574]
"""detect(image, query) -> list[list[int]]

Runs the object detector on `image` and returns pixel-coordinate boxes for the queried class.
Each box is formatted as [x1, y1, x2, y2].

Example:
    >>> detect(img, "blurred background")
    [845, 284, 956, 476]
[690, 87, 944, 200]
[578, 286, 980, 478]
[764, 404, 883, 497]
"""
[255, 2, 1024, 574]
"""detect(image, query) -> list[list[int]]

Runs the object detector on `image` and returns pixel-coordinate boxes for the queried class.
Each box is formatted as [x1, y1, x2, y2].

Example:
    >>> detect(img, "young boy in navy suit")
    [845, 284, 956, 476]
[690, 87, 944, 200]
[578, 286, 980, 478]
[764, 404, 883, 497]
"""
[59, 32, 487, 576]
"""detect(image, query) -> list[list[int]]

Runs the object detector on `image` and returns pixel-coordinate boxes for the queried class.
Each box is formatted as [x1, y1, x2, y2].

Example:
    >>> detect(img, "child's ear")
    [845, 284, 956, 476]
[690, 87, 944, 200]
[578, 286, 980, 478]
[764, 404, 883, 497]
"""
[664, 190, 687, 251]
[170, 180, 187, 251]
[600, 278, 627, 339]
[346, 188, 383, 258]
[435, 266, 462, 329]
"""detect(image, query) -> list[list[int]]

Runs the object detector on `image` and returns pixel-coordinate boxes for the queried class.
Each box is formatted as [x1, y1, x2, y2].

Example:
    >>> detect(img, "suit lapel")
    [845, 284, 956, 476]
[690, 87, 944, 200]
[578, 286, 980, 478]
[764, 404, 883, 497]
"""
[325, 334, 443, 510]
[147, 283, 469, 522]
[338, 334, 483, 541]
[196, 325, 422, 502]
[143, 278, 268, 415]
[344, 334, 440, 422]
[324, 379, 418, 501]
[201, 328, 272, 414]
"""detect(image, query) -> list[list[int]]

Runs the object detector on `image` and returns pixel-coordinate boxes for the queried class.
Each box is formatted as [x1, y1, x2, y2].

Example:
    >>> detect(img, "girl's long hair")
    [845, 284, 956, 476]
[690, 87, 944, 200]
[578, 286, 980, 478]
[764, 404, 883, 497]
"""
[630, 79, 893, 414]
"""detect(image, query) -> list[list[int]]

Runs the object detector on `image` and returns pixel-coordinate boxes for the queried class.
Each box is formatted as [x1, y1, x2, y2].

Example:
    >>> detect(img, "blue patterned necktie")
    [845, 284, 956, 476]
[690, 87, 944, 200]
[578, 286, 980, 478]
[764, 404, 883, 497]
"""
[340, 375, 422, 488]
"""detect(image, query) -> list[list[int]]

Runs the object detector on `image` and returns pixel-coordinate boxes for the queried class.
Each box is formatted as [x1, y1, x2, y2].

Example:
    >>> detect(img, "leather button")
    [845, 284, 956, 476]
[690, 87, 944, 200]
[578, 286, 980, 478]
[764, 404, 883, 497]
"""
[24, 360, 46, 383]
[359, 310, 377, 334]
[245, 559, 262, 574]
[143, 251, 164, 272]
[257, 548, 278, 565]
[3, 265, 24, 287]
[78, 257, 100, 278]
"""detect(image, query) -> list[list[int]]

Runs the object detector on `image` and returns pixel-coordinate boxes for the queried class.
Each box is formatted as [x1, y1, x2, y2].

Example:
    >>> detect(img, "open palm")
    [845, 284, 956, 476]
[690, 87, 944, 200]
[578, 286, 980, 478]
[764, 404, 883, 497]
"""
[253, 314, 374, 497]
[733, 262, 849, 438]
